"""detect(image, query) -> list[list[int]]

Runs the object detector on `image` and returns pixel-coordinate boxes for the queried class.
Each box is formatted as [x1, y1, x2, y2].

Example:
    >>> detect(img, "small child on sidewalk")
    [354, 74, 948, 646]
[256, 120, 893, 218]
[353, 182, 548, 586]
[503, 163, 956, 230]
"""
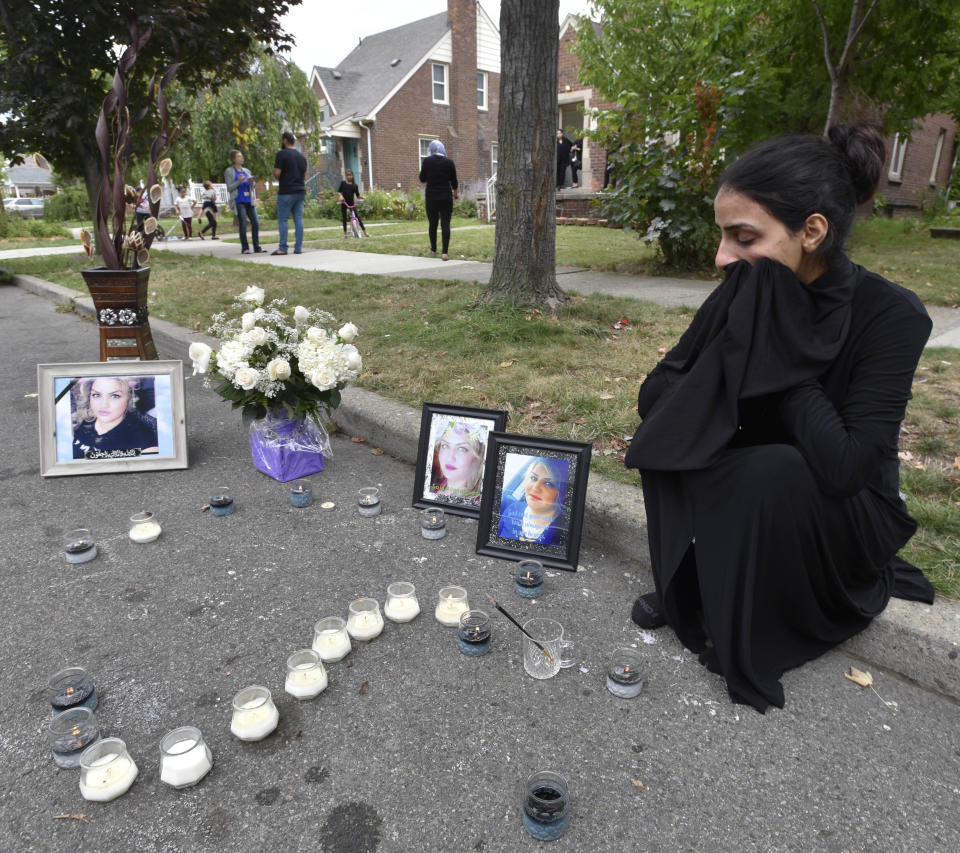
[174, 186, 196, 239]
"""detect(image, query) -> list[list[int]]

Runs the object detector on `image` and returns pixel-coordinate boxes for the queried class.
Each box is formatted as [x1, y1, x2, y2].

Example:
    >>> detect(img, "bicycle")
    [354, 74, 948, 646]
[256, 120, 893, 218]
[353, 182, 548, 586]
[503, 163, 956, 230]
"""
[339, 200, 364, 239]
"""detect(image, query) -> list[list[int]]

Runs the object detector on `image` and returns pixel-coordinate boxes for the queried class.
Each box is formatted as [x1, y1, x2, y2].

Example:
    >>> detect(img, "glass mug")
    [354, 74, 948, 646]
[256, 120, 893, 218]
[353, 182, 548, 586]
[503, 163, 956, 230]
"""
[521, 618, 575, 679]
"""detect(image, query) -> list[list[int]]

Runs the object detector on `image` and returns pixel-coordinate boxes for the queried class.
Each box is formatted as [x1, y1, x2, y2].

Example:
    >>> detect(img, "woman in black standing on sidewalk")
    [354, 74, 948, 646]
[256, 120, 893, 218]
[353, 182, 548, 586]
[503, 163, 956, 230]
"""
[418, 140, 458, 260]
[624, 124, 934, 713]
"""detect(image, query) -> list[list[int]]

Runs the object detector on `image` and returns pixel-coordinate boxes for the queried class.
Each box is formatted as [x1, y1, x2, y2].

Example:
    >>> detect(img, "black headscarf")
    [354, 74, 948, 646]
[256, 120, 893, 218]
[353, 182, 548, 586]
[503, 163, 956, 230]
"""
[625, 258, 860, 471]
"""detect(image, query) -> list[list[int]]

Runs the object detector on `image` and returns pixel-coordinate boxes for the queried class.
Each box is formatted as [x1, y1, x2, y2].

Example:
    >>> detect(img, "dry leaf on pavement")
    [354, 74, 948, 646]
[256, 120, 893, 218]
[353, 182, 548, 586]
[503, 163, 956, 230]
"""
[844, 666, 874, 687]
[370, 448, 384, 456]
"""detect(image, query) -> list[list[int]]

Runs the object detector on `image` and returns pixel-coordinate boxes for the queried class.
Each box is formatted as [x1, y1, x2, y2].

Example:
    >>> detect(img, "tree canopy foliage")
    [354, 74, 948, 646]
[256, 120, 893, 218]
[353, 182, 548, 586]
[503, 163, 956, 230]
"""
[172, 46, 319, 183]
[0, 0, 297, 209]
[575, 0, 960, 268]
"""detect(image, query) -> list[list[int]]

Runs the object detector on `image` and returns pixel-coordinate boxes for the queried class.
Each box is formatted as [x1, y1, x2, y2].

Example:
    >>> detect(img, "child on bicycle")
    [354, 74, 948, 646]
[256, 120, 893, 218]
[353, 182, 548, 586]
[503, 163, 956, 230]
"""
[337, 170, 368, 237]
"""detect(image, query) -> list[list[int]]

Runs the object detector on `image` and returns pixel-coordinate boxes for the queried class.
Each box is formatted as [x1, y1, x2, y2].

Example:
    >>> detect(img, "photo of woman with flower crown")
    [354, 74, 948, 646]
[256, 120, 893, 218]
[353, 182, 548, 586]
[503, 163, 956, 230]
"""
[413, 404, 507, 518]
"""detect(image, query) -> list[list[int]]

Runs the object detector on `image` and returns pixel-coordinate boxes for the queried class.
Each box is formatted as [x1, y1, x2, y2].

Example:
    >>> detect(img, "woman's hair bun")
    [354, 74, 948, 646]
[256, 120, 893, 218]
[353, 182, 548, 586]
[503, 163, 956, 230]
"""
[827, 122, 886, 205]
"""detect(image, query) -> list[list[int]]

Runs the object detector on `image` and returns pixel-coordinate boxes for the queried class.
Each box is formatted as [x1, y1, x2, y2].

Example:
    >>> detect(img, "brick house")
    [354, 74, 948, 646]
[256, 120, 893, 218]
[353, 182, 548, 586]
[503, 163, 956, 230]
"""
[557, 14, 613, 195]
[308, 0, 500, 195]
[879, 113, 958, 216]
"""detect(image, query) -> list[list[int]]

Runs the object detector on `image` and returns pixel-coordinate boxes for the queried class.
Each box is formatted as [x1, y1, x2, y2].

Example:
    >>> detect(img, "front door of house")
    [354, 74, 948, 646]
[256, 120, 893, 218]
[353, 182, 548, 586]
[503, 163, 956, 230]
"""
[342, 139, 360, 189]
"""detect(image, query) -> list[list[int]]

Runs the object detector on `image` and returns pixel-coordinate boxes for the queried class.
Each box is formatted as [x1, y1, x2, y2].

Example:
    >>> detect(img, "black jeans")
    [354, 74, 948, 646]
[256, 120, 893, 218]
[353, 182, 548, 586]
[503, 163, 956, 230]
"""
[200, 205, 217, 236]
[235, 201, 260, 252]
[425, 197, 453, 253]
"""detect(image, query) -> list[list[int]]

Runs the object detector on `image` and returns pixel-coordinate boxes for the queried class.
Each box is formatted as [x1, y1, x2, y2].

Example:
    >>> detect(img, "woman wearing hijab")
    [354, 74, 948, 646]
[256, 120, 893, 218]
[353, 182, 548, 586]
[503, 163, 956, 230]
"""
[418, 139, 459, 260]
[624, 123, 934, 713]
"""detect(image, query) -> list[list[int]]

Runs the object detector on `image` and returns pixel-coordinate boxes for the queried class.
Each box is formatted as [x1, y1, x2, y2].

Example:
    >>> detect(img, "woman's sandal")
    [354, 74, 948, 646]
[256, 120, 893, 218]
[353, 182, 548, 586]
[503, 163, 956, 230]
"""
[631, 592, 666, 629]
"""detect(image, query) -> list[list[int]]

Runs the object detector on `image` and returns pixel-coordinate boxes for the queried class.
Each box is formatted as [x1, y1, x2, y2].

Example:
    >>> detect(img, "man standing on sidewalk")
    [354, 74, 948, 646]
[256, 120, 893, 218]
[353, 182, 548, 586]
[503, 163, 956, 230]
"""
[272, 132, 308, 255]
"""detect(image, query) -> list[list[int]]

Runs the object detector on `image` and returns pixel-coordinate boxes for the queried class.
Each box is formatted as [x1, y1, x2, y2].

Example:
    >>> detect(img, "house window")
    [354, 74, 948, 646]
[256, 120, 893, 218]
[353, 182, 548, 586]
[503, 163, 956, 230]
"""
[929, 129, 946, 185]
[432, 63, 448, 104]
[888, 134, 907, 182]
[477, 72, 488, 110]
[491, 144, 498, 176]
[419, 137, 438, 167]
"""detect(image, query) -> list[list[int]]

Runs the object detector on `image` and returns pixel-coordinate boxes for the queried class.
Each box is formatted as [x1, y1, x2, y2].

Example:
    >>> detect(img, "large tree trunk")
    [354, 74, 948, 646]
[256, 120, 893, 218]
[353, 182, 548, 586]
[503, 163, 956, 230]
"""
[479, 0, 566, 313]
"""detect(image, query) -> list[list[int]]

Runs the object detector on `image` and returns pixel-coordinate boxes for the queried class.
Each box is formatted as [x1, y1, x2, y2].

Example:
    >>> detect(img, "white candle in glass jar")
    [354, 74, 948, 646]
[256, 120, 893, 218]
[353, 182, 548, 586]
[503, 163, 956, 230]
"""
[435, 587, 469, 626]
[129, 512, 162, 544]
[79, 752, 138, 801]
[313, 629, 351, 661]
[346, 610, 384, 641]
[159, 737, 212, 788]
[230, 688, 279, 741]
[285, 651, 328, 699]
[384, 596, 421, 622]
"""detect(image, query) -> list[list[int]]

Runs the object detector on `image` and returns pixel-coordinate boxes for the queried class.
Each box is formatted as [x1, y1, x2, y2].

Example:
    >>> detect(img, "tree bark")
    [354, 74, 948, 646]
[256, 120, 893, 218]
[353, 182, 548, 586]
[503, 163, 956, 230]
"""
[479, 0, 566, 313]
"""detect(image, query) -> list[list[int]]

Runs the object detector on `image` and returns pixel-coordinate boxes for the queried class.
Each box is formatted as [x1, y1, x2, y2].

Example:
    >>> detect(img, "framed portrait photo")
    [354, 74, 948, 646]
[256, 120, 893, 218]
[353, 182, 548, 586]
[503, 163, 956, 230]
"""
[412, 403, 508, 518]
[475, 433, 592, 571]
[38, 360, 188, 477]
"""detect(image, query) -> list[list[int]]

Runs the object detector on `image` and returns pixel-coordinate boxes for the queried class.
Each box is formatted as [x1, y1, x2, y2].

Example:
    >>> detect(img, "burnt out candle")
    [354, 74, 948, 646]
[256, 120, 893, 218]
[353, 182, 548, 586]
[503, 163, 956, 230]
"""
[50, 707, 101, 769]
[514, 559, 544, 598]
[209, 486, 235, 516]
[48, 666, 98, 713]
[289, 480, 312, 508]
[522, 770, 570, 841]
[64, 528, 97, 564]
[457, 610, 491, 656]
[605, 648, 644, 698]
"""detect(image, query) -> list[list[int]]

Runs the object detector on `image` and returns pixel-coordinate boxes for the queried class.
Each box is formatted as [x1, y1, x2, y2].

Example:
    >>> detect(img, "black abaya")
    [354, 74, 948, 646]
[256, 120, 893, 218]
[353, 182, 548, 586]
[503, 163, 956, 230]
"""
[626, 259, 933, 712]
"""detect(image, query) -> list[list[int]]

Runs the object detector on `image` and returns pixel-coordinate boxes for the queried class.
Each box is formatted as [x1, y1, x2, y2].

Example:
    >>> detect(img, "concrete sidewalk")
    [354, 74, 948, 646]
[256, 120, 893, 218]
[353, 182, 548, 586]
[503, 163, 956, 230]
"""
[13, 272, 960, 706]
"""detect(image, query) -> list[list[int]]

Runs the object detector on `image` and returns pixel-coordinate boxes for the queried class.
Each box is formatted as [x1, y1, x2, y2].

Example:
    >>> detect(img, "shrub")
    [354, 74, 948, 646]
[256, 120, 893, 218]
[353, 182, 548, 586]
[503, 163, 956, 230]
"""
[453, 197, 477, 219]
[44, 185, 89, 222]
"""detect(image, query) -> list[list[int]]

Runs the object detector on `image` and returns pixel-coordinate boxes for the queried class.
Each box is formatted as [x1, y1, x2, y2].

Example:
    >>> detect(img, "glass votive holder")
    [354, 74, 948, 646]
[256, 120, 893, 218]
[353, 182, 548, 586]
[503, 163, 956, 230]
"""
[383, 582, 421, 623]
[209, 486, 235, 516]
[522, 770, 571, 841]
[48, 665, 98, 713]
[78, 737, 138, 802]
[285, 649, 328, 699]
[420, 507, 446, 539]
[289, 480, 313, 508]
[312, 616, 352, 662]
[457, 610, 491, 656]
[346, 598, 385, 642]
[605, 647, 644, 698]
[50, 707, 100, 768]
[129, 510, 162, 543]
[230, 685, 279, 741]
[357, 487, 381, 517]
[63, 528, 97, 564]
[435, 586, 469, 626]
[514, 559, 545, 598]
[159, 726, 213, 788]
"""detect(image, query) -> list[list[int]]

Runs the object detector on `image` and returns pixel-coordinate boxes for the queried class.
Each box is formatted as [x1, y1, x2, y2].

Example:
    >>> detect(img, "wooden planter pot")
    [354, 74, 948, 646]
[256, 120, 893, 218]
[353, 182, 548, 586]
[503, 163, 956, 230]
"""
[81, 266, 158, 361]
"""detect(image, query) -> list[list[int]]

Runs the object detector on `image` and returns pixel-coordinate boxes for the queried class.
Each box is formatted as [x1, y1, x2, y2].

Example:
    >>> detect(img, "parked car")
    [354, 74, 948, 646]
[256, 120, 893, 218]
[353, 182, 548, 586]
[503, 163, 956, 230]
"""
[3, 197, 45, 218]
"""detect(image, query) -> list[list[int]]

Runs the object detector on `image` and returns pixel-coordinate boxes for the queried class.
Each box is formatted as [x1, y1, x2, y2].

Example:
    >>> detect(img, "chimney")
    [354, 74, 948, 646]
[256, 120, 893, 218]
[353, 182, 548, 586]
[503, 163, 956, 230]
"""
[447, 0, 479, 186]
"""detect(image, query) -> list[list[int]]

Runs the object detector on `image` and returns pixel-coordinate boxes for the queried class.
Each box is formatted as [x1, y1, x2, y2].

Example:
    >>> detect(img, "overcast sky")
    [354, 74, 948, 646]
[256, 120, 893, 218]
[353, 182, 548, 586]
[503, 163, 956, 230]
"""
[281, 1, 596, 73]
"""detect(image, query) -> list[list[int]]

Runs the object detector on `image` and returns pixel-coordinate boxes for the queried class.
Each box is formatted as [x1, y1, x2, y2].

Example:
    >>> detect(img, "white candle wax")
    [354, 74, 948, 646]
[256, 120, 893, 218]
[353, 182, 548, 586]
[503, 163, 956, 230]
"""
[346, 610, 384, 641]
[435, 596, 469, 626]
[230, 699, 279, 741]
[384, 596, 421, 623]
[160, 738, 213, 787]
[285, 662, 328, 699]
[129, 521, 162, 543]
[79, 753, 139, 802]
[313, 629, 352, 662]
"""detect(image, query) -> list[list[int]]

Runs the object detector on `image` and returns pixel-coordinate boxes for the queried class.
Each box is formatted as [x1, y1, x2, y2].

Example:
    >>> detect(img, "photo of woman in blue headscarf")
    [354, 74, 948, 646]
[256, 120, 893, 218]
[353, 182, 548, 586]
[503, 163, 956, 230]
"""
[497, 455, 571, 546]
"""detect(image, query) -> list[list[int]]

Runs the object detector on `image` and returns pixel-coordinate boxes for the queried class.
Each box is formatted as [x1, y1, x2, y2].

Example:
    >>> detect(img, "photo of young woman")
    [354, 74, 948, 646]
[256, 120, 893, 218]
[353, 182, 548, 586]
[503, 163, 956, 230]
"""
[496, 454, 571, 546]
[70, 376, 159, 459]
[426, 419, 489, 507]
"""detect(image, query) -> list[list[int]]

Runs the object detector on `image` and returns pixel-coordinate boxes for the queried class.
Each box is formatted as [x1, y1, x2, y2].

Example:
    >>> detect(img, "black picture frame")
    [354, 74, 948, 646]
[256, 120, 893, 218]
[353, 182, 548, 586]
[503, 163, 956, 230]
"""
[475, 433, 592, 571]
[412, 403, 508, 518]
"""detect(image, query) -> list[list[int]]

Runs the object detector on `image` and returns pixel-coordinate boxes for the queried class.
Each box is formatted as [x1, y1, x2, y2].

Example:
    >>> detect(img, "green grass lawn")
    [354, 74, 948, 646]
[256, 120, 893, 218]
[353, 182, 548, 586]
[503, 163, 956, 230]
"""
[7, 247, 957, 597]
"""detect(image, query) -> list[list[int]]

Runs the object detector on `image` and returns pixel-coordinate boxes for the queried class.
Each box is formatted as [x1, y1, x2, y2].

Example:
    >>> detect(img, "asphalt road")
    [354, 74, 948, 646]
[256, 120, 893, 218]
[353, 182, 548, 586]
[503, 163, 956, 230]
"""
[2, 286, 959, 853]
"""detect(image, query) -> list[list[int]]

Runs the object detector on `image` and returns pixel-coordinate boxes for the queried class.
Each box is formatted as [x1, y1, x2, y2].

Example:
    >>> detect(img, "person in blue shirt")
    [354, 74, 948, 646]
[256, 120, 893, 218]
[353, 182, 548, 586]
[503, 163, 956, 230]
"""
[224, 149, 265, 254]
[497, 456, 570, 546]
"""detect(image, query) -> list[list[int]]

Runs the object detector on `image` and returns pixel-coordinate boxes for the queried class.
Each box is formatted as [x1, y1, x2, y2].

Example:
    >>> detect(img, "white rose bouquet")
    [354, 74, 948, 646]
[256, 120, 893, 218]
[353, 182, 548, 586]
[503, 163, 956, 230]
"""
[190, 288, 362, 429]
